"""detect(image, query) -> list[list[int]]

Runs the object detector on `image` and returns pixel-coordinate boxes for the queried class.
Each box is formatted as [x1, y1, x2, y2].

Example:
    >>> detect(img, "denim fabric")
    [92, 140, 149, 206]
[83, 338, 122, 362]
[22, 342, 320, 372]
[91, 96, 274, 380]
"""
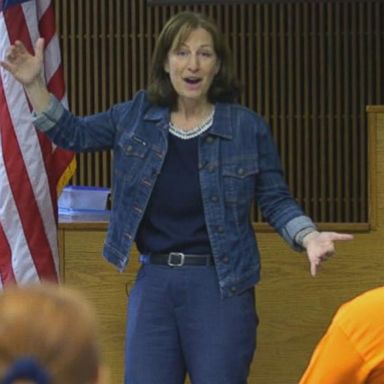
[33, 90, 315, 298]
[125, 263, 257, 384]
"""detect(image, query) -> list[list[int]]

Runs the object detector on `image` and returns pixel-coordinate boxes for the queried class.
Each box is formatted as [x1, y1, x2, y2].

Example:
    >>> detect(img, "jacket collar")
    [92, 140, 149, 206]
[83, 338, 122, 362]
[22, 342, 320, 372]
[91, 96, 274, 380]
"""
[143, 100, 233, 140]
[143, 104, 168, 121]
[207, 102, 232, 140]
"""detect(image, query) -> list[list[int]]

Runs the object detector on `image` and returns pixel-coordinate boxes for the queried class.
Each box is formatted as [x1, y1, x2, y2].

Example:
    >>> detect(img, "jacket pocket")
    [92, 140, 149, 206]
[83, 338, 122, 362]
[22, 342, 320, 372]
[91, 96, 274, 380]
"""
[114, 133, 150, 185]
[120, 134, 149, 158]
[222, 159, 259, 204]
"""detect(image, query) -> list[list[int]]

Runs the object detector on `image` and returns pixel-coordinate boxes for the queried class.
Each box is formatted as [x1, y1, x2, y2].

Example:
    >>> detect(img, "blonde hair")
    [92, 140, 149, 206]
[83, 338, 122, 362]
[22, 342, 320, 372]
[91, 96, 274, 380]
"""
[0, 283, 101, 384]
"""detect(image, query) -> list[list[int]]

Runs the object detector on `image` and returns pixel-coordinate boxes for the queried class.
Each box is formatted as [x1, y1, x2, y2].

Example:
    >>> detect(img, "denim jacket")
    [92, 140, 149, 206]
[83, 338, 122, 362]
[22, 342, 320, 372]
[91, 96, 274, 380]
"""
[34, 90, 315, 298]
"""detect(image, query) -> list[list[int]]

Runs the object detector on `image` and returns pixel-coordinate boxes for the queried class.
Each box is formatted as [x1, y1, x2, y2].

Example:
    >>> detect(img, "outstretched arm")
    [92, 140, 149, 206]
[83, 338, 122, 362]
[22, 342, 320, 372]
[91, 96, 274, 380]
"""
[0, 38, 50, 113]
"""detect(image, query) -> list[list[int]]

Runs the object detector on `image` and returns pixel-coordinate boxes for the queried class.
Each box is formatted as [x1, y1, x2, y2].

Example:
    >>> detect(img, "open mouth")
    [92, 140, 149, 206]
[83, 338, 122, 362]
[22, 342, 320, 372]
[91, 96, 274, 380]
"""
[184, 77, 202, 85]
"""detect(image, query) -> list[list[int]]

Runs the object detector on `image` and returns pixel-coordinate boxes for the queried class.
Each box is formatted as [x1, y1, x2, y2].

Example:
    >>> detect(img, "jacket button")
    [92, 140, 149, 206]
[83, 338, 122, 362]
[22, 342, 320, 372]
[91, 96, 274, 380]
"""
[222, 256, 229, 263]
[211, 195, 219, 203]
[126, 145, 133, 153]
[237, 167, 245, 175]
[231, 286, 237, 292]
[217, 226, 224, 233]
[206, 136, 214, 144]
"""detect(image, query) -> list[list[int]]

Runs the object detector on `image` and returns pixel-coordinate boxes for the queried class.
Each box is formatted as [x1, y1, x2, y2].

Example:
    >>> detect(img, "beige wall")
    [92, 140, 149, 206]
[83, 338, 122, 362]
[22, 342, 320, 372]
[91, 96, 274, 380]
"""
[59, 107, 384, 384]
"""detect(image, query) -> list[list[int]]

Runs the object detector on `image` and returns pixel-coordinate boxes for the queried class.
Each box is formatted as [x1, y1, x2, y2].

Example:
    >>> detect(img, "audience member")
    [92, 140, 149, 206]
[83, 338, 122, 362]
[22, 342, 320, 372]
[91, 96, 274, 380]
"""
[0, 283, 108, 384]
[300, 286, 384, 384]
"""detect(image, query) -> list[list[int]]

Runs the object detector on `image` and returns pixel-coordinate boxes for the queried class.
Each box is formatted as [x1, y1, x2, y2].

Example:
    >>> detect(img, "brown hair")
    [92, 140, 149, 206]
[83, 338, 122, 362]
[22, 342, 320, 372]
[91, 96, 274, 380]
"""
[0, 284, 102, 384]
[147, 11, 241, 108]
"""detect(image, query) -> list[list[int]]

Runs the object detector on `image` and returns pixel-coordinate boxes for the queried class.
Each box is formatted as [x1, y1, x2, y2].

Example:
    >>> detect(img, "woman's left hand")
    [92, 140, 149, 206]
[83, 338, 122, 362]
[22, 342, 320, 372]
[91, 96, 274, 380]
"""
[302, 231, 354, 276]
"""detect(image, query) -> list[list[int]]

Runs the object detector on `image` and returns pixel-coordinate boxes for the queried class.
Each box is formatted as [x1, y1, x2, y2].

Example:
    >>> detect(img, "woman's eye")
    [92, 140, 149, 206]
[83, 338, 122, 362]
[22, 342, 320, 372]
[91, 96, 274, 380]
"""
[200, 51, 214, 59]
[176, 50, 188, 56]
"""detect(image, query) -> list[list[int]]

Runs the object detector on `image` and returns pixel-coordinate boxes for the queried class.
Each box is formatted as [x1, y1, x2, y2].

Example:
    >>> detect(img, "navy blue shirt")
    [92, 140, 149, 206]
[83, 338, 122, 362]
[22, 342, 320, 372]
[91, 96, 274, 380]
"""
[135, 133, 212, 255]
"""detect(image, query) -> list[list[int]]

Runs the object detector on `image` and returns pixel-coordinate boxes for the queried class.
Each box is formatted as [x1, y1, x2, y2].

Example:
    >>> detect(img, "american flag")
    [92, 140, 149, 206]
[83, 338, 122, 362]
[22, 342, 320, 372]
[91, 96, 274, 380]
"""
[0, 0, 75, 286]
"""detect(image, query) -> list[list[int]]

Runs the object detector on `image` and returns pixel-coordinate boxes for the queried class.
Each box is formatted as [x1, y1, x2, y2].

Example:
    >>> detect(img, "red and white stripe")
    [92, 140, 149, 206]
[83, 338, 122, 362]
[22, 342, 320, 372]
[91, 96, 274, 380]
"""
[0, 0, 74, 287]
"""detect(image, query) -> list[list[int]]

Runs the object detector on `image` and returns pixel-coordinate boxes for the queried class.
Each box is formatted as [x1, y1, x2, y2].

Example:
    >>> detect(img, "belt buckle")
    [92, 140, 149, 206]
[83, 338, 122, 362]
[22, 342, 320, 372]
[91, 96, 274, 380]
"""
[167, 252, 185, 267]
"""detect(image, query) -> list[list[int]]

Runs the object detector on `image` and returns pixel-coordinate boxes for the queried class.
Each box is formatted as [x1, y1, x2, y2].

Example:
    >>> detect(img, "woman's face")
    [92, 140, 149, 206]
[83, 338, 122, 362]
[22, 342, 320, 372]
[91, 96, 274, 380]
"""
[164, 27, 220, 106]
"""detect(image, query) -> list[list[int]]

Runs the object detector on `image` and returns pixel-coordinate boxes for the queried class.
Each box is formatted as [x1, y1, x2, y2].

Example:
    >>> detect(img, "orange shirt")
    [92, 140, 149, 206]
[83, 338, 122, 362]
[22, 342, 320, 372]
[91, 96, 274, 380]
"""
[299, 287, 384, 384]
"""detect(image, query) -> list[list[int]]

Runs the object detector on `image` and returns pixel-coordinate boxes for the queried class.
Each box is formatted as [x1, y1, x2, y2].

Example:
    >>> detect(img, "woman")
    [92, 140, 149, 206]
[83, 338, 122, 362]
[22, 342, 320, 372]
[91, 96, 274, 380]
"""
[0, 283, 107, 384]
[1, 11, 353, 384]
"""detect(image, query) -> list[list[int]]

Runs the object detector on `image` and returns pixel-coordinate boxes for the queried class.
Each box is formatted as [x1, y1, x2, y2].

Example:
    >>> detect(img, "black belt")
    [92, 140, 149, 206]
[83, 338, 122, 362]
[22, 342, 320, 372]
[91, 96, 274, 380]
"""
[143, 252, 214, 267]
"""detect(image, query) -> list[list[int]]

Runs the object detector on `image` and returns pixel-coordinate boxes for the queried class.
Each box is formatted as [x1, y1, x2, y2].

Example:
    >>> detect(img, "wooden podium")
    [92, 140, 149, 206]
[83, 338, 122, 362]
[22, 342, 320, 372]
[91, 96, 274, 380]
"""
[58, 221, 383, 384]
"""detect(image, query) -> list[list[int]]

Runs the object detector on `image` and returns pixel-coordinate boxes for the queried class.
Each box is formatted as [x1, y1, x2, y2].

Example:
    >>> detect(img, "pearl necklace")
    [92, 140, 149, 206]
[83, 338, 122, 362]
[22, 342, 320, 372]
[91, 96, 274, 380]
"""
[169, 109, 215, 140]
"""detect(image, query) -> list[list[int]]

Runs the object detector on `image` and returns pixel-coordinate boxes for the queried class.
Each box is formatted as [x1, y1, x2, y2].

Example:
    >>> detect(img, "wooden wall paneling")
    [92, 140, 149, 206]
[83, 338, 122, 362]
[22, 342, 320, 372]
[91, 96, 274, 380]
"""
[374, 2, 382, 101]
[69, 1, 76, 113]
[255, 4, 262, 117]
[139, 0, 145, 89]
[334, 1, 342, 222]
[302, 3, 311, 216]
[146, 2, 153, 90]
[115, 0, 123, 103]
[358, 1, 367, 222]
[131, 0, 138, 93]
[53, 0, 384, 225]
[271, 3, 278, 143]
[246, 6, 255, 124]
[318, 2, 326, 221]
[92, 0, 99, 113]
[84, 1, 91, 113]
[309, 2, 318, 221]
[368, 109, 377, 230]
[262, 5, 271, 120]
[294, 3, 302, 205]
[107, 0, 114, 107]
[342, 2, 351, 222]
[100, 1, 107, 109]
[286, 3, 295, 200]
[239, 5, 246, 107]
[326, 2, 335, 221]
[352, 3, 363, 222]
[123, 1, 129, 98]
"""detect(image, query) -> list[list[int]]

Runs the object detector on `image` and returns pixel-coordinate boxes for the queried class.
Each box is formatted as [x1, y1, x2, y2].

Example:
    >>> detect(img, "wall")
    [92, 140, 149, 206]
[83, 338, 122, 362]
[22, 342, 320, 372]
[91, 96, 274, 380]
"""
[53, 0, 384, 226]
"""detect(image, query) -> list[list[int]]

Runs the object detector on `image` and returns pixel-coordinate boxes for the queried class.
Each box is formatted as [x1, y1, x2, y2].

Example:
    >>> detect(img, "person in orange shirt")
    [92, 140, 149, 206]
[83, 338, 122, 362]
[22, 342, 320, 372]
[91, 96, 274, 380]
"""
[299, 286, 384, 384]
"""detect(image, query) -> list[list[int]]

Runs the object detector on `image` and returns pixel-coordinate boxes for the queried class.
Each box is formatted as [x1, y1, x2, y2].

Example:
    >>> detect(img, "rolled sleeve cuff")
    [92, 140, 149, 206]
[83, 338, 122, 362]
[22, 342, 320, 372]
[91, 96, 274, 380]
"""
[31, 94, 65, 132]
[281, 216, 317, 251]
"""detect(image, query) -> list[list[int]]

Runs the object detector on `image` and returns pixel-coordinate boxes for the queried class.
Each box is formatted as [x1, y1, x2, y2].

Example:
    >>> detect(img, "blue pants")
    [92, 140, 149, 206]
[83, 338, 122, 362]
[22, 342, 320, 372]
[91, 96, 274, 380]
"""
[125, 263, 258, 384]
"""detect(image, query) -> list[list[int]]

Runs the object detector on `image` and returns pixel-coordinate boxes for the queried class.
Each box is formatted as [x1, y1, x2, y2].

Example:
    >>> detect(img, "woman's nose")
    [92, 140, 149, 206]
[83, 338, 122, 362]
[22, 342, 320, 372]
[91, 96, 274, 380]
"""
[188, 54, 199, 71]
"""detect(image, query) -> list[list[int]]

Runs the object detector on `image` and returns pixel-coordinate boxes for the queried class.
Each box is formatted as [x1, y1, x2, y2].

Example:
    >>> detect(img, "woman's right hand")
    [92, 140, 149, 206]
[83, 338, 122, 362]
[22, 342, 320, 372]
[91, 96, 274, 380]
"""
[0, 38, 44, 87]
[1, 38, 51, 113]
